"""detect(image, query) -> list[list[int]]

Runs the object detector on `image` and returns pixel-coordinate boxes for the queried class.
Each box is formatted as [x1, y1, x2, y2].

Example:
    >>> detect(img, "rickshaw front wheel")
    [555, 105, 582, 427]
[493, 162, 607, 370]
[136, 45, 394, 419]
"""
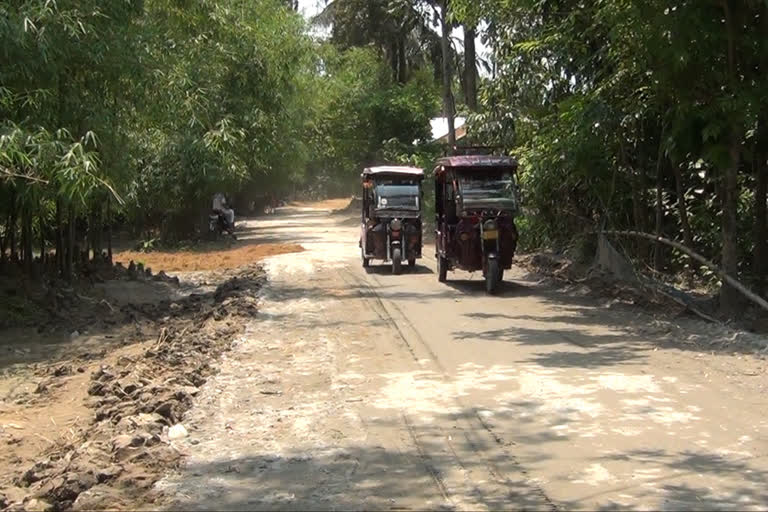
[486, 259, 500, 294]
[392, 248, 402, 275]
[438, 256, 448, 282]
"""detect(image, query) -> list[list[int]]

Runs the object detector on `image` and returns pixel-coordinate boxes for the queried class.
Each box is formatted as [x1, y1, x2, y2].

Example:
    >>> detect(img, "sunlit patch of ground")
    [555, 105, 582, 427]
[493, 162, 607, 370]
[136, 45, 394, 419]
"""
[289, 197, 354, 210]
[114, 243, 304, 272]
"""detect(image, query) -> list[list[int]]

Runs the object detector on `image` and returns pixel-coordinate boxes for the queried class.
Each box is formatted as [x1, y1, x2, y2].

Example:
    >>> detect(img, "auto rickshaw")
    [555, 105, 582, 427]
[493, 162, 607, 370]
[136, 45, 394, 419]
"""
[360, 166, 424, 274]
[434, 155, 521, 293]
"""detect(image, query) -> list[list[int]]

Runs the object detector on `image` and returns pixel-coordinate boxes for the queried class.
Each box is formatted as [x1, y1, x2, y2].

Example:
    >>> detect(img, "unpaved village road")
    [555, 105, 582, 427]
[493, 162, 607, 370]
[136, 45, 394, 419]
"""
[157, 205, 768, 511]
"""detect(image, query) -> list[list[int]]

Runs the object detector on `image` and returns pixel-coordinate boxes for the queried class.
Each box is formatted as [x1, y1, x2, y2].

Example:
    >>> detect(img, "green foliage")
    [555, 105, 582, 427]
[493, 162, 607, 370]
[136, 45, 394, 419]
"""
[451, 0, 768, 298]
[1, 0, 441, 272]
[126, 0, 315, 233]
[305, 46, 439, 196]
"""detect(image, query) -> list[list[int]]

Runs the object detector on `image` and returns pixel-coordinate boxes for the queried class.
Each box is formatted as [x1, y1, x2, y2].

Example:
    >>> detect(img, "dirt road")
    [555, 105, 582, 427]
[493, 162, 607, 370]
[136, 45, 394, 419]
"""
[158, 205, 768, 511]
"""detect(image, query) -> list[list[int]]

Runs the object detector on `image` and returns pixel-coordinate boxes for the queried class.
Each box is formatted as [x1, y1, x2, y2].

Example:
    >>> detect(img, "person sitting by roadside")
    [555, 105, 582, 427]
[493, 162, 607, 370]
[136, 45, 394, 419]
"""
[212, 192, 235, 233]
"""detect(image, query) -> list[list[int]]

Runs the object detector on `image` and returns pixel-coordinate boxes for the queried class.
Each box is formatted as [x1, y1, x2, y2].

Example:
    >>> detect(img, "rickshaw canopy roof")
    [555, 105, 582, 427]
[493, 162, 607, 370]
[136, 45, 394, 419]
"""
[362, 166, 424, 178]
[435, 155, 518, 174]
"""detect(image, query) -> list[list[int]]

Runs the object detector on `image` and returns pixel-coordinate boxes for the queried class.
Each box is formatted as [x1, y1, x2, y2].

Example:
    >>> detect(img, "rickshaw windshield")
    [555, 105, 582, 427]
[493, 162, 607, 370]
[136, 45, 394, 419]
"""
[458, 170, 519, 211]
[375, 183, 420, 210]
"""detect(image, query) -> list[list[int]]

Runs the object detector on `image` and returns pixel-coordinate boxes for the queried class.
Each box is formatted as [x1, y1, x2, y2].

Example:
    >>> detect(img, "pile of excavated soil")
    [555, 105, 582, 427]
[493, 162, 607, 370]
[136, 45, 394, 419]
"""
[0, 260, 181, 333]
[1, 265, 267, 511]
[114, 243, 303, 272]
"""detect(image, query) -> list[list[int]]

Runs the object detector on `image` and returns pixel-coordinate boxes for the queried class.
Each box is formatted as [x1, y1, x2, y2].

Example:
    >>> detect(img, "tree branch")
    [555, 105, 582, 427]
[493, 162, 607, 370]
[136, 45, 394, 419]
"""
[0, 166, 49, 184]
[603, 230, 768, 313]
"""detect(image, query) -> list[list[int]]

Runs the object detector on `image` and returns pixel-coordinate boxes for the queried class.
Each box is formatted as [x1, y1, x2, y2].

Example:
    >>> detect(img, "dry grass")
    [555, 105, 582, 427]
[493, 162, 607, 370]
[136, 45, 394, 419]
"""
[114, 243, 304, 272]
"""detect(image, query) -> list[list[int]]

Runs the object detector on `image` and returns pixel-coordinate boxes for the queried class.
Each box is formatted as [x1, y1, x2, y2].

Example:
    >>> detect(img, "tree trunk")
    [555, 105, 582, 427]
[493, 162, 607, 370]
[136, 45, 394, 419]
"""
[636, 122, 650, 259]
[720, 134, 741, 314]
[1, 209, 10, 262]
[672, 163, 695, 244]
[39, 210, 46, 268]
[9, 189, 17, 262]
[630, 170, 643, 252]
[66, 206, 75, 281]
[389, 42, 398, 83]
[21, 206, 33, 275]
[107, 196, 113, 264]
[755, 6, 768, 294]
[397, 36, 407, 84]
[56, 199, 64, 276]
[653, 122, 667, 271]
[754, 141, 767, 293]
[672, 163, 695, 286]
[95, 203, 103, 261]
[464, 24, 478, 111]
[439, 1, 456, 151]
[719, 0, 741, 314]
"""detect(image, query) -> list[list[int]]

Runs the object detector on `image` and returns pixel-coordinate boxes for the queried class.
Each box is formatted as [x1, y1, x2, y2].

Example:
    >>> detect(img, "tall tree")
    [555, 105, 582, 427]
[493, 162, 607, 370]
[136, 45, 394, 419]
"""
[463, 23, 478, 111]
[438, 0, 456, 148]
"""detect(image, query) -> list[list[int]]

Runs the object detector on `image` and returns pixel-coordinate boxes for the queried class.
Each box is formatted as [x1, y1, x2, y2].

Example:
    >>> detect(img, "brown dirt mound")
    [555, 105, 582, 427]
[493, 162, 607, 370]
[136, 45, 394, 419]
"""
[1, 265, 267, 511]
[114, 243, 303, 273]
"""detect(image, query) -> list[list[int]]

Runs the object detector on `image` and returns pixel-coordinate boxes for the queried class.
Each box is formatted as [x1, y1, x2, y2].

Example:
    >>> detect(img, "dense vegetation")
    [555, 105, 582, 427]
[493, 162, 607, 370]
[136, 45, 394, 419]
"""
[0, 0, 441, 279]
[449, 0, 768, 313]
[3, 0, 767, 313]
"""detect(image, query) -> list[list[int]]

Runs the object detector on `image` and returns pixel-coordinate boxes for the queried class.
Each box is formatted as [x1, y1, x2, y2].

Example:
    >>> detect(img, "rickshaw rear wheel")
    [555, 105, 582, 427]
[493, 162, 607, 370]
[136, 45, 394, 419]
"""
[408, 258, 416, 268]
[361, 248, 369, 268]
[438, 256, 448, 282]
[486, 259, 500, 294]
[392, 248, 402, 275]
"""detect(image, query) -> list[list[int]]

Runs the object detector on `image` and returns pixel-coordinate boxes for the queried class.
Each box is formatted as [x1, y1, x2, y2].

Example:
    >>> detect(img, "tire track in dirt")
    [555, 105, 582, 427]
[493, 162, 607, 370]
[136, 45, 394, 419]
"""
[341, 267, 558, 511]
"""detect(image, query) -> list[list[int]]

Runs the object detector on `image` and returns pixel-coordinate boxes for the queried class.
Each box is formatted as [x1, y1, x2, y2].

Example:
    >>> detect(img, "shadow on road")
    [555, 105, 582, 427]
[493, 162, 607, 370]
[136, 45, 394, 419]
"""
[441, 278, 535, 297]
[164, 409, 768, 511]
[364, 264, 434, 276]
[566, 448, 768, 511]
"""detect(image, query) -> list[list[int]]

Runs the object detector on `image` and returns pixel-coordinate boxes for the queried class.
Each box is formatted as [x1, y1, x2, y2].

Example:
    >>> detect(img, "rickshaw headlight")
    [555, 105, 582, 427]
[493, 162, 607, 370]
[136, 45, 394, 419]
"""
[390, 219, 402, 231]
[483, 219, 497, 231]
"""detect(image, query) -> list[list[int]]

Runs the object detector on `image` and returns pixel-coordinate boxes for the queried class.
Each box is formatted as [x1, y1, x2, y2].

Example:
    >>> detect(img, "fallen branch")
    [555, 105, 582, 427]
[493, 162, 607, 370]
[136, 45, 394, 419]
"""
[602, 230, 768, 313]
[154, 327, 168, 349]
[100, 299, 115, 313]
[646, 283, 720, 324]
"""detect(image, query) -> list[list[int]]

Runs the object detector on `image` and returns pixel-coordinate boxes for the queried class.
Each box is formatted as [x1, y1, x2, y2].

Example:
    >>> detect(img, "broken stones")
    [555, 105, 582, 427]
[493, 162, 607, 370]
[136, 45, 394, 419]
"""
[153, 401, 178, 422]
[111, 432, 160, 461]
[71, 485, 123, 511]
[23, 498, 54, 512]
[9, 264, 267, 511]
[95, 465, 123, 484]
[88, 382, 107, 397]
[167, 424, 188, 441]
[92, 366, 115, 382]
[33, 471, 98, 506]
[18, 462, 55, 486]
[117, 379, 141, 396]
[112, 435, 142, 461]
[53, 365, 73, 377]
[112, 434, 144, 452]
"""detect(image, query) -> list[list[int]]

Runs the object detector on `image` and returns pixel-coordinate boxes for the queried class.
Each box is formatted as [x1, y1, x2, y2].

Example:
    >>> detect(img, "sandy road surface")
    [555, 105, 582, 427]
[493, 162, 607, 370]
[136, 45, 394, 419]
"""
[157, 206, 768, 511]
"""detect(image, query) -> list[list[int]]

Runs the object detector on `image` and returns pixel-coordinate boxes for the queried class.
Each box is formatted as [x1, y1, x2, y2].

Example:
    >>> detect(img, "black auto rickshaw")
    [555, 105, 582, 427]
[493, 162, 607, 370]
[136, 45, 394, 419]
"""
[434, 155, 521, 293]
[360, 166, 425, 274]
